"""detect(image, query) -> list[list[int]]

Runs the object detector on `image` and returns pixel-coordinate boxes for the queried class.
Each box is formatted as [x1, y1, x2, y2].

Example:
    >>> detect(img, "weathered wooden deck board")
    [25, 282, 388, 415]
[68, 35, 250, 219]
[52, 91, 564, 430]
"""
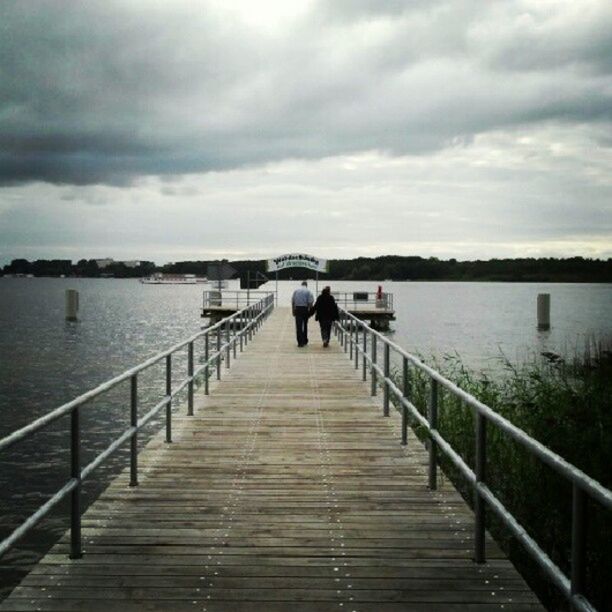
[0, 307, 543, 611]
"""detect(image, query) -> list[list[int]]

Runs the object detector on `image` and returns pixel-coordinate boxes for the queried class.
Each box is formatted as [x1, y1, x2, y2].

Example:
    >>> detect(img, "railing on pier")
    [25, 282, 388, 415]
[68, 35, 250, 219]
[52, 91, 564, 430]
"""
[332, 291, 393, 310]
[203, 290, 273, 309]
[335, 307, 611, 612]
[0, 293, 275, 561]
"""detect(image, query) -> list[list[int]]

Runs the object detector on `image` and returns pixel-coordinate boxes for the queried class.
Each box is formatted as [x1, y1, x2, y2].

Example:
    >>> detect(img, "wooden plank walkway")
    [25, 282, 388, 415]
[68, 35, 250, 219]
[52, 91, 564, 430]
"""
[1, 307, 543, 611]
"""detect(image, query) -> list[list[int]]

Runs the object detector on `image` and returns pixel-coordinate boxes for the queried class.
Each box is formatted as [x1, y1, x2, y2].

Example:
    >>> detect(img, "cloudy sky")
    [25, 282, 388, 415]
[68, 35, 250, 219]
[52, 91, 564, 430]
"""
[1, 0, 611, 264]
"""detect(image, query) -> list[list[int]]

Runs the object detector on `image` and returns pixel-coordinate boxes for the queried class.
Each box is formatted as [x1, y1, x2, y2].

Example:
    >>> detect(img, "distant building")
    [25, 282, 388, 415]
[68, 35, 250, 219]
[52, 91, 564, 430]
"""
[122, 260, 141, 268]
[95, 258, 114, 269]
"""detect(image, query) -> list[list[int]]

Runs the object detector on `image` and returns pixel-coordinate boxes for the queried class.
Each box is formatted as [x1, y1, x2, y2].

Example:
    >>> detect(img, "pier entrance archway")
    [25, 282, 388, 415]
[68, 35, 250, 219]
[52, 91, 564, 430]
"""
[266, 253, 328, 303]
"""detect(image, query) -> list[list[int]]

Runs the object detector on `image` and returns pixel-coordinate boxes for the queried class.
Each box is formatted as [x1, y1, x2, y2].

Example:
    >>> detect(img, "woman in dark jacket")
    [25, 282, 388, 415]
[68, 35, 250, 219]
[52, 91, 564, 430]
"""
[312, 286, 339, 347]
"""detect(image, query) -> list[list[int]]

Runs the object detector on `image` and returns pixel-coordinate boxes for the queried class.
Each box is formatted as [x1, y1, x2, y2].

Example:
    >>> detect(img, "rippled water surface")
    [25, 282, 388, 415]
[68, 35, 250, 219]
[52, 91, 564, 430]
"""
[1, 277, 610, 597]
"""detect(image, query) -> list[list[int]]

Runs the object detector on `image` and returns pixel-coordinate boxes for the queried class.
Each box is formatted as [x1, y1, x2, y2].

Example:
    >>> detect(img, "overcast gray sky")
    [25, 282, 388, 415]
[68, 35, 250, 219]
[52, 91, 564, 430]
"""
[1, 0, 611, 264]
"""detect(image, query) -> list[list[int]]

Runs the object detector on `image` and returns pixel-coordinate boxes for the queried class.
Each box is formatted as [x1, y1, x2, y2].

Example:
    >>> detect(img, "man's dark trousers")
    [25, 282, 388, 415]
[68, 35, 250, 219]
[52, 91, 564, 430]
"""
[294, 306, 310, 346]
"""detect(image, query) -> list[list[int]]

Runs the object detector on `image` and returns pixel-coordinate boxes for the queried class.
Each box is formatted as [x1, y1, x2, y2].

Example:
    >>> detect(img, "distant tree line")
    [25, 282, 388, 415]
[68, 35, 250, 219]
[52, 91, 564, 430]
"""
[2, 259, 156, 278]
[3, 256, 611, 282]
[162, 256, 612, 283]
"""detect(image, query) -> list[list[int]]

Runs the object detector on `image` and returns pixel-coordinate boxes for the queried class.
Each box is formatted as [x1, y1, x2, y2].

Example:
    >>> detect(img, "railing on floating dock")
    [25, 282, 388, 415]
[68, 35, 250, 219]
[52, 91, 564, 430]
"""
[202, 289, 396, 330]
[335, 307, 612, 612]
[333, 291, 395, 330]
[332, 291, 393, 311]
[201, 290, 275, 324]
[203, 290, 273, 309]
[202, 290, 393, 311]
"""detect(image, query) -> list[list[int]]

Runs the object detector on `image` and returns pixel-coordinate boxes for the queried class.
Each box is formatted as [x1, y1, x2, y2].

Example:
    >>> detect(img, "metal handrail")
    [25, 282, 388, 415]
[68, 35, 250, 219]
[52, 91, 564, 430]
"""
[335, 307, 610, 612]
[0, 293, 275, 560]
[331, 291, 393, 310]
[202, 290, 273, 309]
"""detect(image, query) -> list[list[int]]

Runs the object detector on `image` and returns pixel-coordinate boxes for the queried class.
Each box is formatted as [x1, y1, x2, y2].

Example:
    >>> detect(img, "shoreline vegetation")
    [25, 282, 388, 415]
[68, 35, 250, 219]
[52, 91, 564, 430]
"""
[394, 344, 611, 611]
[2, 255, 612, 282]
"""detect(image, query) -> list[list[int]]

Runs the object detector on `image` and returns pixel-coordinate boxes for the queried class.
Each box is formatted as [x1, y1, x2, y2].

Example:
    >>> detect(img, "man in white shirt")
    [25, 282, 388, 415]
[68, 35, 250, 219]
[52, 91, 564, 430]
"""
[291, 281, 314, 347]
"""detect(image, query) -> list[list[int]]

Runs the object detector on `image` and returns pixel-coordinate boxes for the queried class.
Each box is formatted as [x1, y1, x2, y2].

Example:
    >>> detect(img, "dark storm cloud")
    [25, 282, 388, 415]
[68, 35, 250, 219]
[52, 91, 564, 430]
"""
[468, 2, 612, 75]
[1, 0, 611, 186]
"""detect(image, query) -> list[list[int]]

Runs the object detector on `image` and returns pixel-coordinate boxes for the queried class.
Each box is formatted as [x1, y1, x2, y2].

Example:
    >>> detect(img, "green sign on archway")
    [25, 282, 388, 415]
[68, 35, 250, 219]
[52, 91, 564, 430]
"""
[266, 253, 328, 273]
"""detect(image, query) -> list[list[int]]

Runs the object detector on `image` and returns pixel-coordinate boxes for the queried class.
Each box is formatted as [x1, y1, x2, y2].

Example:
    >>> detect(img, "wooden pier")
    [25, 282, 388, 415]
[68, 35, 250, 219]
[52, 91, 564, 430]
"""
[0, 308, 542, 611]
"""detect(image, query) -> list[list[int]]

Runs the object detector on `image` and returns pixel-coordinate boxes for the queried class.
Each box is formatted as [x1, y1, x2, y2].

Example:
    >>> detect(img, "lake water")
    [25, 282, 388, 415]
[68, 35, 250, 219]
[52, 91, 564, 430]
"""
[0, 277, 610, 597]
[272, 279, 612, 368]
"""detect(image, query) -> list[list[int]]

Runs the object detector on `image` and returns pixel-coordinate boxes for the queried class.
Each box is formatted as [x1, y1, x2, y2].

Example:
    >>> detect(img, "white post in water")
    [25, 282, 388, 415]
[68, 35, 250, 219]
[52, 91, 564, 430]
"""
[66, 289, 79, 321]
[537, 293, 550, 330]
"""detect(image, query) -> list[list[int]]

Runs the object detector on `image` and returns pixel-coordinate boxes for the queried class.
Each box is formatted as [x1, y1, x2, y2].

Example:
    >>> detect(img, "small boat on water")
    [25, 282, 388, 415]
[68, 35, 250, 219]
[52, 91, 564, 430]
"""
[140, 273, 208, 285]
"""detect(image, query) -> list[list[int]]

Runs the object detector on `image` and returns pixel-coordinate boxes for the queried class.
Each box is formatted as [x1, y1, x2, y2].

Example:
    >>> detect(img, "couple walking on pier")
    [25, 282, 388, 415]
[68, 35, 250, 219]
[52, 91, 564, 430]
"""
[292, 281, 339, 348]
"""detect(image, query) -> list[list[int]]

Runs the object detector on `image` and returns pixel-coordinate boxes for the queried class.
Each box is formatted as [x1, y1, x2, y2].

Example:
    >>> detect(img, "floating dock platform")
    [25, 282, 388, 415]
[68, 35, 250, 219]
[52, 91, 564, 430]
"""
[202, 291, 396, 330]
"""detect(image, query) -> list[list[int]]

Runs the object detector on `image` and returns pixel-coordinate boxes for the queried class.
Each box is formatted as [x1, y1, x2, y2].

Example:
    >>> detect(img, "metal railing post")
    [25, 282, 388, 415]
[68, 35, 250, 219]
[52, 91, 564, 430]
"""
[474, 412, 486, 563]
[225, 320, 231, 368]
[354, 325, 359, 369]
[165, 355, 172, 443]
[343, 315, 348, 352]
[401, 356, 409, 446]
[571, 484, 587, 597]
[69, 407, 82, 559]
[187, 342, 194, 416]
[129, 374, 138, 487]
[362, 331, 367, 381]
[232, 318, 237, 359]
[240, 319, 244, 352]
[383, 343, 390, 416]
[428, 379, 438, 490]
[204, 333, 210, 395]
[345, 316, 349, 352]
[216, 329, 221, 380]
[349, 319, 353, 360]
[371, 335, 377, 396]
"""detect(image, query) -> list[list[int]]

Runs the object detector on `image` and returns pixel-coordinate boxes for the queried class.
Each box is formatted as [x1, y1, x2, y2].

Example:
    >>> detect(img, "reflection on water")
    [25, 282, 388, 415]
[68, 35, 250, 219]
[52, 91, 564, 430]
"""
[0, 277, 610, 597]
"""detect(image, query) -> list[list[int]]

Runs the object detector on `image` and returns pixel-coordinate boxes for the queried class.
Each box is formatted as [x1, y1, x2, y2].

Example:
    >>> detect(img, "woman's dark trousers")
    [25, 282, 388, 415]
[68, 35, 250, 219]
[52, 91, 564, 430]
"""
[319, 319, 332, 344]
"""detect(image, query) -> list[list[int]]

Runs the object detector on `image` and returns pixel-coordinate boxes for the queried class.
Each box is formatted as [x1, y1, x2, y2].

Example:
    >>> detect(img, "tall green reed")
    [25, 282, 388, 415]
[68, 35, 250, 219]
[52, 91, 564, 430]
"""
[390, 344, 611, 611]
